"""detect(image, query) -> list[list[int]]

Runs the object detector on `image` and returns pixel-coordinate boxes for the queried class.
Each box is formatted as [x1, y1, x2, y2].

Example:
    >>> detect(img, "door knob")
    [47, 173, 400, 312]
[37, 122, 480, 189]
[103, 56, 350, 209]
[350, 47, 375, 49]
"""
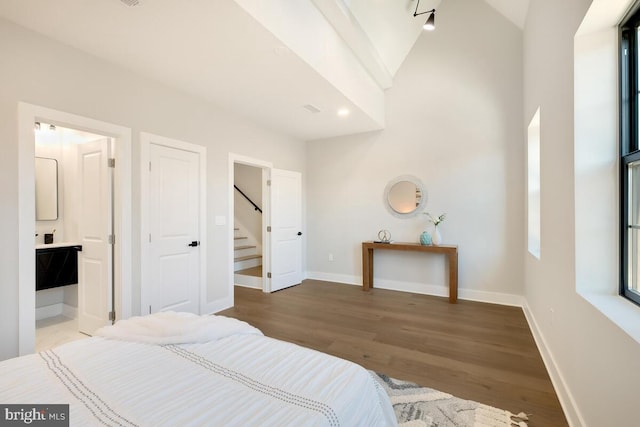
[188, 241, 200, 247]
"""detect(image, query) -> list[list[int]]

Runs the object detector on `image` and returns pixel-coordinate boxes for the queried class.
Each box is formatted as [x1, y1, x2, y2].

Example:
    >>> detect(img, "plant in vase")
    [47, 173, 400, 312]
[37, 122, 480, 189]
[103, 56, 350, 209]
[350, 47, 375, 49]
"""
[424, 212, 446, 245]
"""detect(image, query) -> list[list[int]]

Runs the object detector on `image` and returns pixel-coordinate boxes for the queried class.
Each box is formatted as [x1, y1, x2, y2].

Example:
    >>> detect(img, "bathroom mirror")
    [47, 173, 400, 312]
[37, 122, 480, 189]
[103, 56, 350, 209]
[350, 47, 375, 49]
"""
[35, 157, 58, 221]
[384, 175, 427, 218]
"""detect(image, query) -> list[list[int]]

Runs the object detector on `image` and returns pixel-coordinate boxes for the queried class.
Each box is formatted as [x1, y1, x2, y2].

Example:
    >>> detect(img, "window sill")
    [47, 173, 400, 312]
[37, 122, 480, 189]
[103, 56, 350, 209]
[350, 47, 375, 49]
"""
[578, 291, 640, 345]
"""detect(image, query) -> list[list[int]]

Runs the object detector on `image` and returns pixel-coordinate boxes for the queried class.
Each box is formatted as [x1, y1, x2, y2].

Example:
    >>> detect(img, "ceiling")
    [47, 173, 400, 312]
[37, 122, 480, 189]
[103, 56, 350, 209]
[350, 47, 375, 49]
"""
[0, 0, 529, 141]
[483, 0, 530, 29]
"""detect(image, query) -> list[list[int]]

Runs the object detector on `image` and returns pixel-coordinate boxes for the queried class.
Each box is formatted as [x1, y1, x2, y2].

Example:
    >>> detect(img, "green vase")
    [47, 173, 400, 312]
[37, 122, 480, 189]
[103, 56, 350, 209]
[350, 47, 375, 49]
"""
[420, 231, 432, 245]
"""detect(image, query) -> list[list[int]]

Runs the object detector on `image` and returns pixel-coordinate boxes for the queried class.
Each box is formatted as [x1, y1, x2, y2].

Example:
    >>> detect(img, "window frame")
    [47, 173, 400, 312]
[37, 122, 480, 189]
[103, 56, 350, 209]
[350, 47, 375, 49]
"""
[620, 6, 640, 307]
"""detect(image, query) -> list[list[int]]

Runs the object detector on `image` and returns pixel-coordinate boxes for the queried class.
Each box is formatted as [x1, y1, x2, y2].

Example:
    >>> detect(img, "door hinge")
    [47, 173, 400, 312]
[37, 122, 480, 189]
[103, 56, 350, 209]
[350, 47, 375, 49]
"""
[267, 226, 272, 232]
[108, 158, 116, 168]
[267, 272, 272, 279]
[108, 234, 115, 245]
[109, 311, 116, 322]
[149, 161, 152, 172]
[267, 180, 271, 186]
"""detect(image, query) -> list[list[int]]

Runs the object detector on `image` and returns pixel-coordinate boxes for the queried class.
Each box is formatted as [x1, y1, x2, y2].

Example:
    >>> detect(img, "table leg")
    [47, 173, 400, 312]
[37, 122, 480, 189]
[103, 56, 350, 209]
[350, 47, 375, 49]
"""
[362, 246, 373, 291]
[449, 250, 458, 303]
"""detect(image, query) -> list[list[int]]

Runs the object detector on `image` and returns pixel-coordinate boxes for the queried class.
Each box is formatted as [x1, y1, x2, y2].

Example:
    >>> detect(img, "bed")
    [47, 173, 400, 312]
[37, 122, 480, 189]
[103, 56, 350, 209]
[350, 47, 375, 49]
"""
[0, 313, 397, 426]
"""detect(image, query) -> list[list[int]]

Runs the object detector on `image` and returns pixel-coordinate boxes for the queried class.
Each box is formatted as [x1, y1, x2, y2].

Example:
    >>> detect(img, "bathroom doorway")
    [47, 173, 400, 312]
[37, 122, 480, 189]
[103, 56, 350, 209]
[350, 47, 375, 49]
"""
[34, 124, 114, 350]
[18, 103, 132, 355]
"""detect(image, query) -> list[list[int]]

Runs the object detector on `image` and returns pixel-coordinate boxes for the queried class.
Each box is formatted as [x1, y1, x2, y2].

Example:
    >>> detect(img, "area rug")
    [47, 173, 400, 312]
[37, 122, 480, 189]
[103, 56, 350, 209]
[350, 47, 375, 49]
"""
[371, 372, 529, 427]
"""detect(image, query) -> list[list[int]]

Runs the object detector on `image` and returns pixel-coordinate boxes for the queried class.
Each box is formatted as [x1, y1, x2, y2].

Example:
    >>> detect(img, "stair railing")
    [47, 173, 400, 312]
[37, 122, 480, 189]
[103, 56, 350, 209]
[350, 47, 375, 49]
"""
[234, 185, 262, 213]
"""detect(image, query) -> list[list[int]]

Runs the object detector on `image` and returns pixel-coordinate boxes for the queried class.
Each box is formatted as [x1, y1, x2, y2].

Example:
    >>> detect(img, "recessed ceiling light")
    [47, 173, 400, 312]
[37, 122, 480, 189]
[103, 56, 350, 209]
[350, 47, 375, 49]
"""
[337, 108, 350, 117]
[303, 104, 321, 114]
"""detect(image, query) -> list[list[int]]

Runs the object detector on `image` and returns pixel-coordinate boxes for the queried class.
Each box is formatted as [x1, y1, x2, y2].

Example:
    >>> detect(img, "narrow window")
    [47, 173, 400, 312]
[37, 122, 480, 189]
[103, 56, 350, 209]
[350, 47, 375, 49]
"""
[620, 5, 640, 306]
[528, 108, 541, 259]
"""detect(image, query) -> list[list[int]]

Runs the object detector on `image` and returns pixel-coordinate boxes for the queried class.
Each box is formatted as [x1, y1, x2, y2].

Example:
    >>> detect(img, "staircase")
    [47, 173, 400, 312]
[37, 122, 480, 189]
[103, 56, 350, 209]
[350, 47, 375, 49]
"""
[234, 227, 262, 289]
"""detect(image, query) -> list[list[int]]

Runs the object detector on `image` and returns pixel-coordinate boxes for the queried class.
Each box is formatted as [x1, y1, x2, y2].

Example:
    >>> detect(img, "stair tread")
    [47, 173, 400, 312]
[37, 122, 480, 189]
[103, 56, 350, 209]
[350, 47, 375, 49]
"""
[234, 245, 256, 250]
[234, 265, 262, 277]
[234, 254, 262, 262]
[234, 236, 248, 240]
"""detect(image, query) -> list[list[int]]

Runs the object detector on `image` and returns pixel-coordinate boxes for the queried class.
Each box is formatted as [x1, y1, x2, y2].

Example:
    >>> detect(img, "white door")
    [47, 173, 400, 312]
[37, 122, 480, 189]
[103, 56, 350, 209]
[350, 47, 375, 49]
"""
[78, 138, 112, 335]
[148, 143, 201, 314]
[270, 169, 302, 292]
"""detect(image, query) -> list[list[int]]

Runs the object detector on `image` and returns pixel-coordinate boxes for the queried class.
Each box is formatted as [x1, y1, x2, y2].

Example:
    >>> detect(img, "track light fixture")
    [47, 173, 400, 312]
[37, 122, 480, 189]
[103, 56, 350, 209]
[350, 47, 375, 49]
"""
[413, 0, 436, 31]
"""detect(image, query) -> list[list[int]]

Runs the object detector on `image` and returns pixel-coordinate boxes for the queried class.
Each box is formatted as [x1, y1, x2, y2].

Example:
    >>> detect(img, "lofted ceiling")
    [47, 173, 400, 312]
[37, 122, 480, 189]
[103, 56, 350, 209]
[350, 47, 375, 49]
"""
[0, 0, 528, 141]
[483, 0, 530, 29]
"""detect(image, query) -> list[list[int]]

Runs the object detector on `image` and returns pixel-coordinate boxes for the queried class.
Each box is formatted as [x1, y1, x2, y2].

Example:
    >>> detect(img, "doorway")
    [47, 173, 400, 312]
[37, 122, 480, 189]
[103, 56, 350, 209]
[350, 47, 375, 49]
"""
[233, 163, 265, 289]
[228, 154, 303, 299]
[34, 124, 113, 349]
[18, 103, 132, 356]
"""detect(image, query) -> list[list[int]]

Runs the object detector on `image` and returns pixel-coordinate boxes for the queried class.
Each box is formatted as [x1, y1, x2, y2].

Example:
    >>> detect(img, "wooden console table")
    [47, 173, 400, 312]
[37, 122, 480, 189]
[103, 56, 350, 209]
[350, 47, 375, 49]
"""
[362, 241, 458, 303]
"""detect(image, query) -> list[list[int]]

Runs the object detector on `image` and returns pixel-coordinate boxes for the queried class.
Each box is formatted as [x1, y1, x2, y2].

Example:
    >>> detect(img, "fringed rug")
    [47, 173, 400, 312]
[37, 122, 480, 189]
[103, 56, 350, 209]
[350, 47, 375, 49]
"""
[371, 372, 529, 427]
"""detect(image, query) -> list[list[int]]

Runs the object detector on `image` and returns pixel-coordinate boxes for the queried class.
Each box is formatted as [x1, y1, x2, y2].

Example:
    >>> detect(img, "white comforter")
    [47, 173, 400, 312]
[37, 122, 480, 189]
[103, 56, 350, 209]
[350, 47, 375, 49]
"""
[0, 314, 397, 427]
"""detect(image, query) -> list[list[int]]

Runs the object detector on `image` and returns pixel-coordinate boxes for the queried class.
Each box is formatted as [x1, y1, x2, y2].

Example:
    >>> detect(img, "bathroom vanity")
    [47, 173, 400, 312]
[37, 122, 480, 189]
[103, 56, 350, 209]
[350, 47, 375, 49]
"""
[35, 243, 82, 291]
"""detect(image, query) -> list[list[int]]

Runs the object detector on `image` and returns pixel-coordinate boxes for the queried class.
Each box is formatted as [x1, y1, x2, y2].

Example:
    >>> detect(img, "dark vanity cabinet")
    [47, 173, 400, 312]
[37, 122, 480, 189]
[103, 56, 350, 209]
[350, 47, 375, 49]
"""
[36, 245, 82, 291]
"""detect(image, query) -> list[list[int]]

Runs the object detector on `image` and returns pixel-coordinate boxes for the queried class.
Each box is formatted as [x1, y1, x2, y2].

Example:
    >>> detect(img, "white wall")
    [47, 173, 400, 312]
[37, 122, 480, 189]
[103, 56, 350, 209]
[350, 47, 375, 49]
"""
[524, 0, 640, 425]
[306, 0, 524, 303]
[0, 18, 305, 360]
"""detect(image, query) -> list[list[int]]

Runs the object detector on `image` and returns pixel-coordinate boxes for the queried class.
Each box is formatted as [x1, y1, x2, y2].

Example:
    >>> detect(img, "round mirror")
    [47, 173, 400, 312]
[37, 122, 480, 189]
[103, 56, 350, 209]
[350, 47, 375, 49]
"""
[384, 175, 427, 218]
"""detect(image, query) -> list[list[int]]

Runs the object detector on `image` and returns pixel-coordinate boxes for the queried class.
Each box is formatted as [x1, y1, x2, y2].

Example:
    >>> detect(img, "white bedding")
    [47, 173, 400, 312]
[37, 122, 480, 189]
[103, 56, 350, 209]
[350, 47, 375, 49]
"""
[0, 314, 397, 426]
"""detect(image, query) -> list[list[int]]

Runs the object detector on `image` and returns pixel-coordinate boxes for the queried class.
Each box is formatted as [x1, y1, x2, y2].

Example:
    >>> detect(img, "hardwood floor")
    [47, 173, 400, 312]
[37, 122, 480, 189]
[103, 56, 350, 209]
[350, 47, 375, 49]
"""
[219, 279, 567, 427]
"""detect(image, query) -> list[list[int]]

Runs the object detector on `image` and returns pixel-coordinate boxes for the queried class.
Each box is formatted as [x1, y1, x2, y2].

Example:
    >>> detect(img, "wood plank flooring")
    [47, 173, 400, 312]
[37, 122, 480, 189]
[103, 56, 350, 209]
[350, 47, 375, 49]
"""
[219, 280, 567, 427]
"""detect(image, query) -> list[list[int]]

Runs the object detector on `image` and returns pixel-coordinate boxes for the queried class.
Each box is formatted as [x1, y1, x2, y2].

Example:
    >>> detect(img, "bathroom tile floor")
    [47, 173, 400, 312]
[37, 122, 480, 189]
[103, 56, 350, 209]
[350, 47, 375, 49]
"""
[36, 315, 89, 352]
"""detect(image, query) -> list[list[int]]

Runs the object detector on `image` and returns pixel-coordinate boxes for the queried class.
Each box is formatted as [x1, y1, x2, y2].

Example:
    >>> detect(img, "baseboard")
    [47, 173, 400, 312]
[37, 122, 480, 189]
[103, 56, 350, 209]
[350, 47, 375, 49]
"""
[305, 271, 359, 286]
[521, 302, 585, 427]
[35, 303, 63, 320]
[36, 303, 77, 321]
[305, 271, 524, 307]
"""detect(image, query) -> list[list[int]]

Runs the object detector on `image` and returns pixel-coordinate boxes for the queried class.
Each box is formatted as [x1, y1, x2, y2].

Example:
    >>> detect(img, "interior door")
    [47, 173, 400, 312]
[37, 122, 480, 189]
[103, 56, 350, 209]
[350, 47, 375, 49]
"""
[270, 169, 302, 292]
[77, 138, 112, 335]
[148, 143, 200, 314]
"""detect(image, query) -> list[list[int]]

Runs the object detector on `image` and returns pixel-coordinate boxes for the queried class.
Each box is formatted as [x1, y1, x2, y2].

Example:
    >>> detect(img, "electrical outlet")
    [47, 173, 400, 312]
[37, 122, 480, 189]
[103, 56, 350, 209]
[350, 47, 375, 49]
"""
[328, 253, 334, 261]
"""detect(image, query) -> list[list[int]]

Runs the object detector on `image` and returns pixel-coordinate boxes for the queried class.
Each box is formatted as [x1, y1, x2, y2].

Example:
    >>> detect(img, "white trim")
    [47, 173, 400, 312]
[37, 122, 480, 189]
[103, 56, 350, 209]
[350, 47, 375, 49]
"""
[35, 303, 78, 321]
[140, 133, 207, 315]
[305, 271, 524, 307]
[229, 153, 273, 299]
[521, 302, 585, 427]
[305, 271, 359, 286]
[35, 304, 63, 321]
[261, 167, 272, 293]
[18, 103, 132, 356]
